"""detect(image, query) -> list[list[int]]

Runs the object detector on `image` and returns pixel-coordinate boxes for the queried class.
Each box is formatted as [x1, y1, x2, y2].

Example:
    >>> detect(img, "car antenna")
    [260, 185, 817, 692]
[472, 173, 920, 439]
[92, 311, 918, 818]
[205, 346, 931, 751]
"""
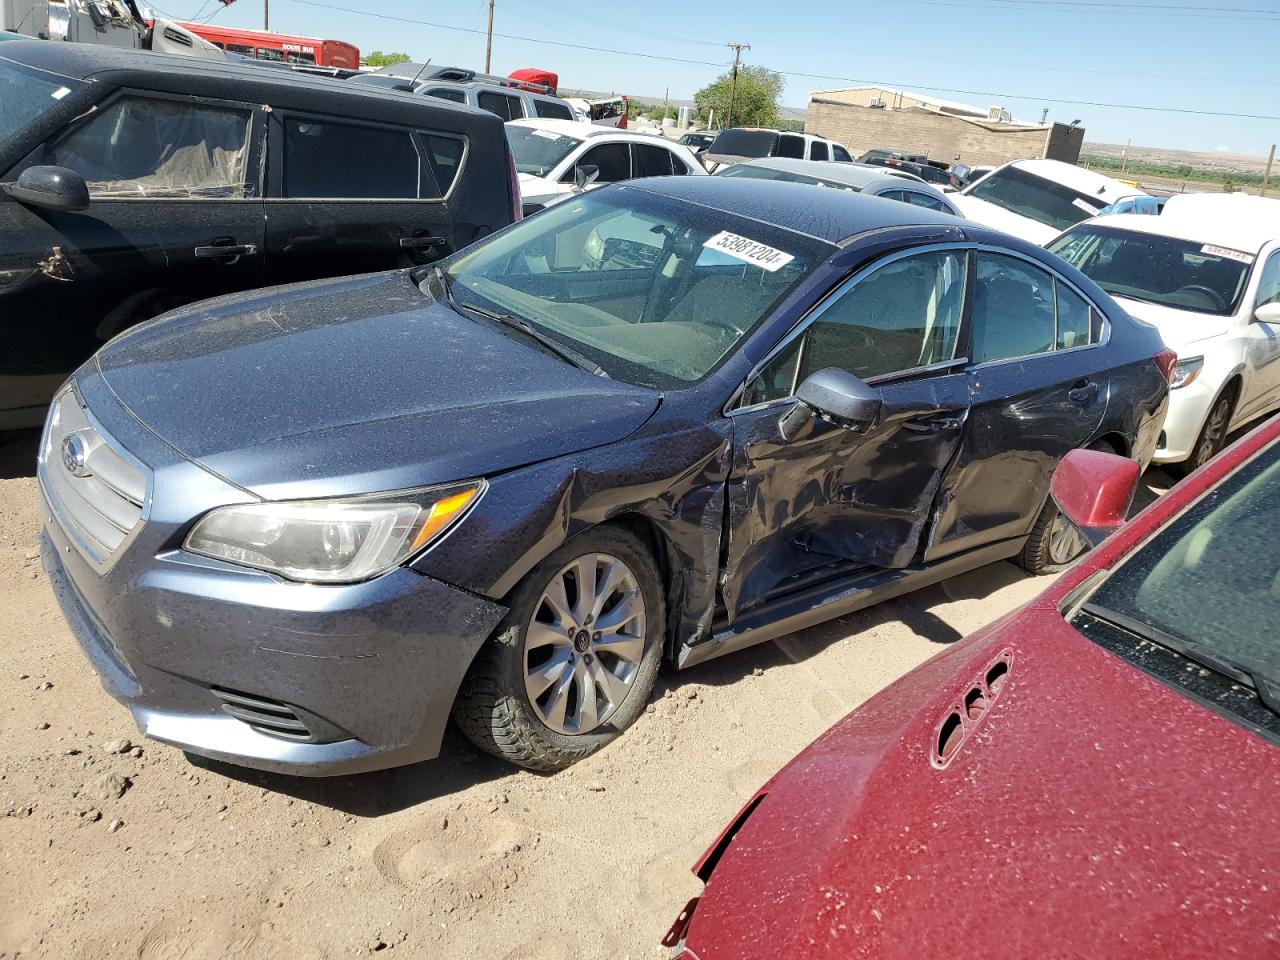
[406, 58, 433, 90]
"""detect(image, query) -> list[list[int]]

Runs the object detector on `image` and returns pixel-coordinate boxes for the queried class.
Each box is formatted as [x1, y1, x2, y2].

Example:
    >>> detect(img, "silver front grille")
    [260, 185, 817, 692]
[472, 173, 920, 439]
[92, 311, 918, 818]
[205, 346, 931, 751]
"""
[39, 389, 149, 567]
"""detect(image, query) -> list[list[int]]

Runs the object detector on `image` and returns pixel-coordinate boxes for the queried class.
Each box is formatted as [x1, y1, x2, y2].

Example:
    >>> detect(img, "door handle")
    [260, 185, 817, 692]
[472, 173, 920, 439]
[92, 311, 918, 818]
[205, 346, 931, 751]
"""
[399, 236, 448, 249]
[903, 414, 966, 433]
[1068, 379, 1099, 403]
[194, 242, 258, 259]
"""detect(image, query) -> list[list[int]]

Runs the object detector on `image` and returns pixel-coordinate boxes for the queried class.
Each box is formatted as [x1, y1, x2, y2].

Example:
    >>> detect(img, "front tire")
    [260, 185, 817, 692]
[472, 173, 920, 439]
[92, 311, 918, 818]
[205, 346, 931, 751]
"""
[1168, 389, 1235, 479]
[453, 526, 664, 772]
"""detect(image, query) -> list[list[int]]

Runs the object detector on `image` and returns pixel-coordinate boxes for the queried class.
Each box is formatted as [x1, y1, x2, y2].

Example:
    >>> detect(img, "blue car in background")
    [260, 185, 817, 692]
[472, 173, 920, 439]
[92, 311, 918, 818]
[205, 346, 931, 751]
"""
[40, 178, 1170, 777]
[1098, 194, 1165, 216]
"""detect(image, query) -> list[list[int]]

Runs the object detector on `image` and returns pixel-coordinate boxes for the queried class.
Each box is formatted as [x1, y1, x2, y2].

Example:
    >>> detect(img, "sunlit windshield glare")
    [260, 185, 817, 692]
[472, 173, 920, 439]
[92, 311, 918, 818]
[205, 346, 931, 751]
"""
[507, 125, 582, 177]
[443, 188, 825, 388]
[968, 165, 1106, 231]
[1086, 440, 1280, 680]
[0, 60, 84, 146]
[1048, 224, 1253, 316]
[718, 164, 860, 192]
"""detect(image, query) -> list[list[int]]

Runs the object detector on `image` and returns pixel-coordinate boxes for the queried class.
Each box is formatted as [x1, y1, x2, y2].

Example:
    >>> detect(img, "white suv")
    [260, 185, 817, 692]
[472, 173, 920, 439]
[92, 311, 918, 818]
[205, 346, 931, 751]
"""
[1049, 193, 1280, 474]
[952, 158, 1147, 245]
[507, 119, 706, 216]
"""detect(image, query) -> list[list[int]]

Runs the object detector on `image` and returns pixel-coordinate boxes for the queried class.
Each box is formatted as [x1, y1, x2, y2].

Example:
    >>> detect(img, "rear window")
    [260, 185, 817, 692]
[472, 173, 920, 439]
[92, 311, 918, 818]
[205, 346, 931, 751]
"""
[968, 165, 1108, 232]
[284, 118, 420, 199]
[708, 128, 779, 159]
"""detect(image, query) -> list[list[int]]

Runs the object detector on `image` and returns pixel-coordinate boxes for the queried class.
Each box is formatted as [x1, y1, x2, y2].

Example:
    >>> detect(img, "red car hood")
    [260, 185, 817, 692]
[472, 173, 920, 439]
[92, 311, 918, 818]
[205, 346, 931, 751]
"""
[684, 606, 1280, 959]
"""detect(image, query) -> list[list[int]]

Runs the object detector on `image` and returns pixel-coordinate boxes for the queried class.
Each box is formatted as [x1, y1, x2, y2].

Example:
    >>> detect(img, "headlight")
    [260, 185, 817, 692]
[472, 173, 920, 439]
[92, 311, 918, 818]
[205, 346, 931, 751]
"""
[184, 482, 483, 583]
[1170, 356, 1204, 389]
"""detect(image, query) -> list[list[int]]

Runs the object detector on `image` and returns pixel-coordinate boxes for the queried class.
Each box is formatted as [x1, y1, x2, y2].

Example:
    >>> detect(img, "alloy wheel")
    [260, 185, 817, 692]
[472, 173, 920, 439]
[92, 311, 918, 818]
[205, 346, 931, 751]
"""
[1047, 509, 1088, 566]
[523, 553, 647, 736]
[1195, 397, 1231, 468]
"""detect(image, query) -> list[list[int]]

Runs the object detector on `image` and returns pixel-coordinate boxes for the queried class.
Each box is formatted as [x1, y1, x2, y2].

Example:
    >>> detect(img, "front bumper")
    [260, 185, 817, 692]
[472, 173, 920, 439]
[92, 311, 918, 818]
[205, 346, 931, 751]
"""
[39, 376, 506, 777]
[1152, 376, 1217, 465]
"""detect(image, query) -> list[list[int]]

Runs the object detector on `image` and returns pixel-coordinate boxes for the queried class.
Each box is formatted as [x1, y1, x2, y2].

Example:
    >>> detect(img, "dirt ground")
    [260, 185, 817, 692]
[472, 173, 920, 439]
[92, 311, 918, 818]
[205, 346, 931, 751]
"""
[0, 430, 1141, 959]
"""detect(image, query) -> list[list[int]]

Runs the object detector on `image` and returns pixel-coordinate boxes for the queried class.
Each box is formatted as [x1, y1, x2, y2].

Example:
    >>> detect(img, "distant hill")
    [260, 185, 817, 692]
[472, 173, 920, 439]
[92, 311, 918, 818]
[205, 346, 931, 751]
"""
[1083, 142, 1272, 176]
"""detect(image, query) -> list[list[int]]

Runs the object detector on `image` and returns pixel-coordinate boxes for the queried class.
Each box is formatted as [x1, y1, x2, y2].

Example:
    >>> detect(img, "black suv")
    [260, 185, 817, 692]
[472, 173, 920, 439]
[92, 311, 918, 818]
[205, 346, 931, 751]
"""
[0, 41, 517, 430]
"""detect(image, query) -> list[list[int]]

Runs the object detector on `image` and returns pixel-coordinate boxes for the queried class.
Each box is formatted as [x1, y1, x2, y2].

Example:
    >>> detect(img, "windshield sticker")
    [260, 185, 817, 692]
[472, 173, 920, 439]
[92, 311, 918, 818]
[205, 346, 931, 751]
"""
[531, 129, 565, 140]
[1072, 198, 1098, 214]
[702, 231, 795, 272]
[50, 86, 71, 100]
[1201, 244, 1253, 264]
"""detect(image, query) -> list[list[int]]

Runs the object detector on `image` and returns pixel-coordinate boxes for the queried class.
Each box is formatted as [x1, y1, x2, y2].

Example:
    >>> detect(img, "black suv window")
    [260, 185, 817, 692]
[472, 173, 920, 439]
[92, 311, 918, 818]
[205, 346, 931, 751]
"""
[776, 134, 805, 159]
[632, 143, 675, 178]
[425, 87, 466, 104]
[478, 91, 524, 122]
[810, 141, 829, 161]
[534, 99, 575, 121]
[47, 96, 252, 198]
[575, 142, 631, 182]
[832, 144, 852, 162]
[283, 118, 420, 199]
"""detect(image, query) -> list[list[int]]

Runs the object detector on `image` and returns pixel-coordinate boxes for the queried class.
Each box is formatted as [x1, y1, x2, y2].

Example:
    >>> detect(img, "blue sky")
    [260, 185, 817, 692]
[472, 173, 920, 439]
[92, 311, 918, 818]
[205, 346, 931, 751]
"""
[152, 0, 1279, 154]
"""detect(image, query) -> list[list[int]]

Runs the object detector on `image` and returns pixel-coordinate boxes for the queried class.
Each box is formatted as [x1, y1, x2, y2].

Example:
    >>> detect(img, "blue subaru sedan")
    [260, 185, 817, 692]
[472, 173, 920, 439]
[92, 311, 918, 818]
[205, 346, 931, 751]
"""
[38, 177, 1169, 775]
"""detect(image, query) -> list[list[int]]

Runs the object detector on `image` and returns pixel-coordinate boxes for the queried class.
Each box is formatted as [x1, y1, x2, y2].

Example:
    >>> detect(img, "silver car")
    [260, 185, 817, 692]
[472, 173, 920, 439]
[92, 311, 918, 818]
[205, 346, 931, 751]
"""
[716, 156, 961, 216]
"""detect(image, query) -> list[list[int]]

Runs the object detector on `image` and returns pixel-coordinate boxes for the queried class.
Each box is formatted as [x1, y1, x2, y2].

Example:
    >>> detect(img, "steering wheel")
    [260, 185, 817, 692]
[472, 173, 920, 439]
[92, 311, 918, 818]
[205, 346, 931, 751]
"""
[1174, 284, 1228, 311]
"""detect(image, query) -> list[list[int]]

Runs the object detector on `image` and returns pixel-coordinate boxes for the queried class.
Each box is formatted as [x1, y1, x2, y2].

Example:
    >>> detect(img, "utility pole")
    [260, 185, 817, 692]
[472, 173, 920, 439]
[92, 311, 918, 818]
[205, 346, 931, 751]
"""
[725, 42, 750, 129]
[484, 0, 495, 73]
[264, 0, 269, 31]
[1263, 144, 1276, 197]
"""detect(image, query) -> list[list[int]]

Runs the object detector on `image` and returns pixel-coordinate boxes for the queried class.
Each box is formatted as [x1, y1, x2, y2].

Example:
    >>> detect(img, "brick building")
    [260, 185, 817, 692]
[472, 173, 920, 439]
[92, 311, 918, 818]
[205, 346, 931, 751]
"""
[805, 86, 1085, 168]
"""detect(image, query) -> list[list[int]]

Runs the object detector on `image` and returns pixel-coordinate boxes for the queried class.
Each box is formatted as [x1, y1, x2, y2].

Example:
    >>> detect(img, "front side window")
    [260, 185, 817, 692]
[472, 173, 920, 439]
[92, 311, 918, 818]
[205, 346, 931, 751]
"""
[1048, 224, 1254, 317]
[971, 254, 1057, 362]
[1257, 252, 1280, 309]
[799, 250, 967, 382]
[443, 189, 828, 388]
[573, 142, 630, 183]
[283, 117, 419, 199]
[1079, 438, 1280, 718]
[0, 59, 86, 147]
[508, 125, 581, 176]
[46, 96, 251, 197]
[968, 165, 1106, 232]
[478, 91, 523, 122]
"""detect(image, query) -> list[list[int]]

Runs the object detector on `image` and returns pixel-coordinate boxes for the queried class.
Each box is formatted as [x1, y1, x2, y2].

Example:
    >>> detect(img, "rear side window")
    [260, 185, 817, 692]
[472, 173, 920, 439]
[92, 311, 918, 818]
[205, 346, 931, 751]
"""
[283, 118, 420, 199]
[534, 99, 575, 121]
[904, 191, 950, 212]
[1055, 281, 1094, 349]
[257, 47, 284, 62]
[227, 43, 252, 56]
[971, 254, 1058, 362]
[425, 87, 467, 104]
[421, 134, 464, 195]
[632, 143, 675, 178]
[574, 142, 631, 182]
[777, 134, 805, 159]
[809, 141, 829, 161]
[478, 91, 524, 122]
[832, 144, 852, 162]
[46, 96, 253, 198]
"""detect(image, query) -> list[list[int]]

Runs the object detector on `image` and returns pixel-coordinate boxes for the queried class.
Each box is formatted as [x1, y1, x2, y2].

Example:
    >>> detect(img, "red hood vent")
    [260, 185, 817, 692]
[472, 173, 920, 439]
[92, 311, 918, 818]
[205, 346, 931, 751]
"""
[932, 649, 1013, 768]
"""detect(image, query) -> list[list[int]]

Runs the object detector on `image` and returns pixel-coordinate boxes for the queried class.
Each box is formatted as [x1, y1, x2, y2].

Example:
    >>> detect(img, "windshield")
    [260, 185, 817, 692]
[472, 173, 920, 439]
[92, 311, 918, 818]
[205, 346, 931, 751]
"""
[0, 59, 85, 146]
[708, 129, 779, 159]
[1048, 224, 1254, 316]
[967, 165, 1109, 231]
[507, 125, 582, 176]
[717, 163, 861, 192]
[442, 186, 828, 388]
[1082, 437, 1280, 690]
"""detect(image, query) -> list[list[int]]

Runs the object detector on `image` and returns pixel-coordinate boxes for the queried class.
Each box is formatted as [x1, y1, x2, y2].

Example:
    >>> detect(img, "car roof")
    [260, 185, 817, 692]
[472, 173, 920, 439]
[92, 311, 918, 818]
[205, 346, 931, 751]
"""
[1084, 193, 1280, 254]
[0, 39, 486, 117]
[628, 176, 960, 245]
[733, 157, 935, 190]
[508, 118, 662, 141]
[1004, 158, 1147, 203]
[419, 78, 561, 100]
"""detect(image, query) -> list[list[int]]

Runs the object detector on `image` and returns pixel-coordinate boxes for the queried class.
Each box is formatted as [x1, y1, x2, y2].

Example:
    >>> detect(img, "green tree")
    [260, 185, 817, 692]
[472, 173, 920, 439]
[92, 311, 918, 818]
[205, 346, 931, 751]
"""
[694, 65, 783, 128]
[362, 51, 411, 67]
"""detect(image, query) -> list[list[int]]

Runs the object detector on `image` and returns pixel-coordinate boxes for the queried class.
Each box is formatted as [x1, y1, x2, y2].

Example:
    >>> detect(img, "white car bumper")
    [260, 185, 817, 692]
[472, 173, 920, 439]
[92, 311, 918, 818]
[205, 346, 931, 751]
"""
[1153, 375, 1219, 464]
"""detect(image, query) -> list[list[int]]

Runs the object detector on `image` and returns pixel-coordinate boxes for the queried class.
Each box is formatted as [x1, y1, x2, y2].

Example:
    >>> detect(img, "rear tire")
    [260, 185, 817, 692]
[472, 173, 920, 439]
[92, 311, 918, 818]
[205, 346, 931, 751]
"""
[1018, 439, 1117, 575]
[453, 526, 664, 772]
[1167, 389, 1235, 480]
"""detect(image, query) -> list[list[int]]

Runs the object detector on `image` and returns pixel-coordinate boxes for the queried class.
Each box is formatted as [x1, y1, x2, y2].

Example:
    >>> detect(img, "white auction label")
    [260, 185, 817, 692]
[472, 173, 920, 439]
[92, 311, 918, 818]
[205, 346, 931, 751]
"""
[702, 231, 795, 272]
[1201, 244, 1253, 264]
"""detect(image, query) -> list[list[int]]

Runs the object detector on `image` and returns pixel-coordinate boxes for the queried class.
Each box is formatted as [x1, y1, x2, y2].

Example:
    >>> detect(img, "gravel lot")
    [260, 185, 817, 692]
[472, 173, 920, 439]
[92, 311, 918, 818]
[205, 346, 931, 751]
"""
[0, 430, 1097, 959]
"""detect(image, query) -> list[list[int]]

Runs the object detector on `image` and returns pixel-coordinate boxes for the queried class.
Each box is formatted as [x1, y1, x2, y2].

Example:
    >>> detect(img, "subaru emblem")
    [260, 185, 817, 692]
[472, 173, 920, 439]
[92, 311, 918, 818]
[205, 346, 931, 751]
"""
[62, 434, 91, 479]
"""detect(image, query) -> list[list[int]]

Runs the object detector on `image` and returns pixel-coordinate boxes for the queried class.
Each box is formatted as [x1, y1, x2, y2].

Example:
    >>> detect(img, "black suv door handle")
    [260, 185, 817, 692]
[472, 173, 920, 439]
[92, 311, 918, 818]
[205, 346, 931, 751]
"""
[195, 242, 258, 259]
[1068, 379, 1099, 403]
[399, 236, 448, 249]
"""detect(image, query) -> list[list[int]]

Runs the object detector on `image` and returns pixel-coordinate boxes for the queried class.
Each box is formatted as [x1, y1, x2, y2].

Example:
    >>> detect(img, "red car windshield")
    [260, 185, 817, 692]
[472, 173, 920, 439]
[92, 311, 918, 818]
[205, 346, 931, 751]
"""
[1080, 436, 1280, 706]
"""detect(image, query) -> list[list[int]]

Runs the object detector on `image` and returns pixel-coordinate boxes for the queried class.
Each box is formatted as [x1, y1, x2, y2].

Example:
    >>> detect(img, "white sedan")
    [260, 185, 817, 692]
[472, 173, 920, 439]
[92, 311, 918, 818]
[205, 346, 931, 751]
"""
[507, 119, 706, 216]
[1049, 193, 1280, 474]
[951, 158, 1147, 245]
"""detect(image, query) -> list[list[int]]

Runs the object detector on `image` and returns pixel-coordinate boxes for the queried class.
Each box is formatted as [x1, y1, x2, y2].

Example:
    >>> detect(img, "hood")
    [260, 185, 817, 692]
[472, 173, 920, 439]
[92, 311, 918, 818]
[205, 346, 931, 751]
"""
[686, 608, 1280, 959]
[94, 271, 659, 499]
[950, 193, 1059, 245]
[517, 171, 568, 205]
[1111, 295, 1233, 350]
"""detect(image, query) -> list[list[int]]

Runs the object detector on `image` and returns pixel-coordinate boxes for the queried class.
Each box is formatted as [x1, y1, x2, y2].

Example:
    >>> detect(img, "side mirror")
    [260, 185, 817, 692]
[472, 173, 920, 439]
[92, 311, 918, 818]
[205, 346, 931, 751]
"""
[781, 368, 882, 440]
[1254, 302, 1280, 325]
[574, 164, 600, 190]
[1050, 448, 1141, 548]
[2, 166, 90, 212]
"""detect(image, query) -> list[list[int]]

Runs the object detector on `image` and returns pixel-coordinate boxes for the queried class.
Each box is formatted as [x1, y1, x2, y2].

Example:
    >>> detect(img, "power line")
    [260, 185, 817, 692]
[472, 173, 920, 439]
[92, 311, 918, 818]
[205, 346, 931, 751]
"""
[865, 0, 1280, 19]
[280, 0, 1280, 122]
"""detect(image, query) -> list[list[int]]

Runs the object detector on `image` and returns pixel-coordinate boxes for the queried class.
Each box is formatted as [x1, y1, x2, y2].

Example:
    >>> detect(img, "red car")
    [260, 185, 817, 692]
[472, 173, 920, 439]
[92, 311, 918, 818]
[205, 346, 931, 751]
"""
[667, 417, 1280, 958]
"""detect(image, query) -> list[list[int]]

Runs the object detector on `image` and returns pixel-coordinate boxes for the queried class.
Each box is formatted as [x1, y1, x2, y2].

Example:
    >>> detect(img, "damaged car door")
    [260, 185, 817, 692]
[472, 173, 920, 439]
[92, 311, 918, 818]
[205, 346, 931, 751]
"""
[722, 247, 972, 618]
